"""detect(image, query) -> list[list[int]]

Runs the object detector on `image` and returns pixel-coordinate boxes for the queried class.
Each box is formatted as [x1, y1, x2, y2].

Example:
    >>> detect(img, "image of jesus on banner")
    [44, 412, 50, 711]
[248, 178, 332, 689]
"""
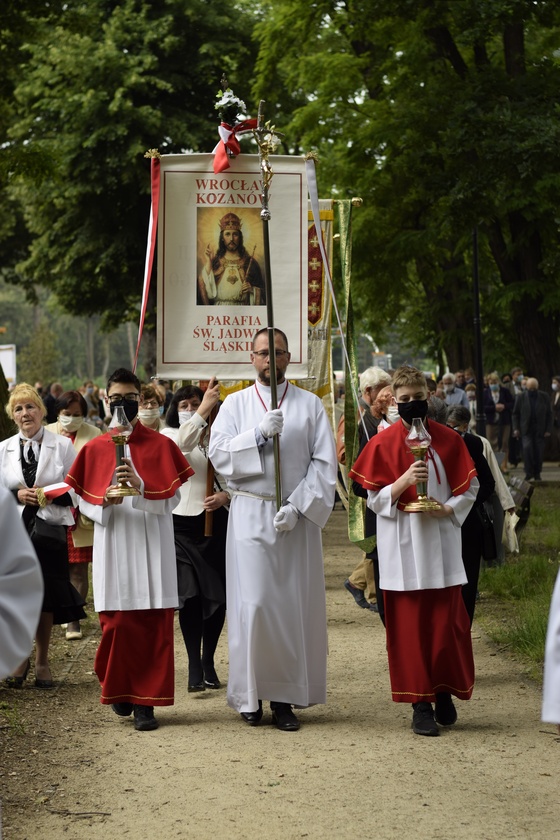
[197, 209, 266, 306]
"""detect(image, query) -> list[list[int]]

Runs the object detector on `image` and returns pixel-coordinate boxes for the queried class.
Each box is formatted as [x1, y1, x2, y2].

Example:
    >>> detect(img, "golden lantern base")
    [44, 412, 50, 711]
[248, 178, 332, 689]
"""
[403, 495, 442, 513]
[106, 483, 141, 499]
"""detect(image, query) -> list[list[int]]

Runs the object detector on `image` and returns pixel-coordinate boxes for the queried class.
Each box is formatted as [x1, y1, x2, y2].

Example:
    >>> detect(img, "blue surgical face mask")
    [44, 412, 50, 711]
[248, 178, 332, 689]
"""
[159, 406, 164, 417]
[490, 383, 499, 392]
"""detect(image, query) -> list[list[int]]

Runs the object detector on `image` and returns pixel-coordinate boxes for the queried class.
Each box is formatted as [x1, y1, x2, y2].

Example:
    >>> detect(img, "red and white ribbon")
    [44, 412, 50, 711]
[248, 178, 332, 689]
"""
[212, 119, 258, 173]
[36, 482, 72, 508]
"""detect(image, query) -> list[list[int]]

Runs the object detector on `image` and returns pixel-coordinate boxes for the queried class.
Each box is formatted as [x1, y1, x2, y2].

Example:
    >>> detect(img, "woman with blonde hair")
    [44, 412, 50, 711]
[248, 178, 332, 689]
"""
[0, 384, 85, 687]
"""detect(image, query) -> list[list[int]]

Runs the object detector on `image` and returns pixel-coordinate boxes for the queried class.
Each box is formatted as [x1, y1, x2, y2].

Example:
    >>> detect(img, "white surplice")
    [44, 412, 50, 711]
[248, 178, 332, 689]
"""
[78, 456, 181, 613]
[368, 452, 478, 591]
[542, 569, 560, 725]
[208, 382, 336, 712]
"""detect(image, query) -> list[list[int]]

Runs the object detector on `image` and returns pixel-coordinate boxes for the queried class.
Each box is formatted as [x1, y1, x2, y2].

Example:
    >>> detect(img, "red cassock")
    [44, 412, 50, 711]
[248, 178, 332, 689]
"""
[349, 419, 476, 704]
[66, 422, 194, 707]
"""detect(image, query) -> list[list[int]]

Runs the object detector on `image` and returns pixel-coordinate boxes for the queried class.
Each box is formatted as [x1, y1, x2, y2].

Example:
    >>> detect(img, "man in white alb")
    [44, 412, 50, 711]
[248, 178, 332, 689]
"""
[208, 328, 336, 731]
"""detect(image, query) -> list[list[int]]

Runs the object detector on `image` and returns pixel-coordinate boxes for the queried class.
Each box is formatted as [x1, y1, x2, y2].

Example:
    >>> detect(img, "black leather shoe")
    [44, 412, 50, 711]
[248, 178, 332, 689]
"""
[434, 692, 457, 726]
[133, 705, 159, 731]
[241, 700, 263, 726]
[270, 703, 300, 732]
[203, 668, 221, 689]
[112, 702, 133, 717]
[411, 702, 439, 736]
[188, 681, 206, 693]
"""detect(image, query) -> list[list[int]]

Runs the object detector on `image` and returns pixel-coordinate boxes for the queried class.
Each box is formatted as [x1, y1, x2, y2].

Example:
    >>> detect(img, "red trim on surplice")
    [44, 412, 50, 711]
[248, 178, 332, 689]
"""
[348, 419, 476, 510]
[65, 421, 194, 505]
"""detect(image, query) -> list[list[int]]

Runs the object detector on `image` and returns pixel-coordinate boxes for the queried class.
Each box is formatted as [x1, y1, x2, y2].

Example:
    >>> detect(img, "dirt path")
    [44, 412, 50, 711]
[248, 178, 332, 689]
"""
[1, 508, 558, 840]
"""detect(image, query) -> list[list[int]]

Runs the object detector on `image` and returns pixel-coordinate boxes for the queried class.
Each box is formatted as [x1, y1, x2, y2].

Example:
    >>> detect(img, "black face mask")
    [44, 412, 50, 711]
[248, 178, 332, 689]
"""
[397, 399, 428, 425]
[109, 398, 139, 423]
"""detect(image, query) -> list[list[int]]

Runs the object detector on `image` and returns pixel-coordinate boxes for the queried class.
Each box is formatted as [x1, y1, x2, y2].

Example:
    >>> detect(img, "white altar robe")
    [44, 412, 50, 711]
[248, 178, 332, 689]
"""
[542, 570, 560, 725]
[78, 463, 181, 613]
[208, 382, 336, 713]
[367, 453, 478, 592]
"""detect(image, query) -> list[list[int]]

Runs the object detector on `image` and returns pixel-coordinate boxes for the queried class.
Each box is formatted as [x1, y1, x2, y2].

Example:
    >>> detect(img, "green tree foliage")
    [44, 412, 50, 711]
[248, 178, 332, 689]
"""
[253, 0, 560, 380]
[2, 0, 257, 336]
[16, 321, 61, 385]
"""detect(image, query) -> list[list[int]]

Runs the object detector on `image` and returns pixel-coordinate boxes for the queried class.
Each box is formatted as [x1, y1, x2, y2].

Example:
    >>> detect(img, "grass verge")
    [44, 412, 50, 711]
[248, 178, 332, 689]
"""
[477, 481, 560, 682]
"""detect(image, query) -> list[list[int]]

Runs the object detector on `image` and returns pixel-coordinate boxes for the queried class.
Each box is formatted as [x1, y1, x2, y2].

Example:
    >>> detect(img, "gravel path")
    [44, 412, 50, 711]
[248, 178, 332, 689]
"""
[1, 508, 558, 839]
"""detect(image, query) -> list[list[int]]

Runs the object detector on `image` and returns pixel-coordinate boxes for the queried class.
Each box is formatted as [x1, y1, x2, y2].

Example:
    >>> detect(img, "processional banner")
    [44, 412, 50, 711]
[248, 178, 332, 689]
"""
[156, 153, 308, 380]
[297, 200, 334, 425]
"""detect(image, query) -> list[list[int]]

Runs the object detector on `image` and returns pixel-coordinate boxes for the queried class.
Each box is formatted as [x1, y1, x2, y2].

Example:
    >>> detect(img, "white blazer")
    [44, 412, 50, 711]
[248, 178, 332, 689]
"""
[0, 429, 77, 526]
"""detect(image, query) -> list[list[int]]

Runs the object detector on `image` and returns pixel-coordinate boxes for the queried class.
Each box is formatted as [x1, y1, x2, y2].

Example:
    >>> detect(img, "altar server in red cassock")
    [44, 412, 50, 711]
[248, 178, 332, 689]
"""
[349, 366, 478, 736]
[66, 369, 193, 732]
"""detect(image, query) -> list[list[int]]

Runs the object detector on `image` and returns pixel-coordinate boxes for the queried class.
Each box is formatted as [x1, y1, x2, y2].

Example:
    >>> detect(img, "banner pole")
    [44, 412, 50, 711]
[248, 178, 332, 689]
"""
[256, 100, 282, 510]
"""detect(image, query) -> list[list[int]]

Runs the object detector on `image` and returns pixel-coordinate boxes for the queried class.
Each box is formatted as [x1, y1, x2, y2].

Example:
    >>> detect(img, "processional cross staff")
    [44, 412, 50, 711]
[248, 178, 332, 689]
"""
[253, 100, 283, 509]
[210, 79, 284, 512]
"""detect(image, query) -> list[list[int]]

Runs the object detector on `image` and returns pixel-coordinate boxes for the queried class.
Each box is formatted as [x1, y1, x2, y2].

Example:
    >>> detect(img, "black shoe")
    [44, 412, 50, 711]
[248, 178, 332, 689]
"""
[411, 702, 439, 736]
[270, 702, 300, 732]
[5, 660, 30, 689]
[188, 681, 206, 693]
[133, 705, 159, 731]
[241, 700, 263, 726]
[203, 667, 221, 689]
[434, 692, 457, 726]
[112, 702, 134, 717]
[344, 579, 369, 609]
[368, 602, 379, 613]
[34, 667, 54, 690]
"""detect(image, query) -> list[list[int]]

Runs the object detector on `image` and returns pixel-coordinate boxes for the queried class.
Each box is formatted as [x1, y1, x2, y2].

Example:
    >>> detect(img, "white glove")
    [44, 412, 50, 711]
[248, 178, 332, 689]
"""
[258, 409, 284, 439]
[273, 503, 299, 532]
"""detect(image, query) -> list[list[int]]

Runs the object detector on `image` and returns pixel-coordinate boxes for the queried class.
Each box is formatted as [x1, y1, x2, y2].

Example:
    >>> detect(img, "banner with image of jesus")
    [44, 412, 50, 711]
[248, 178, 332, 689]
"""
[156, 153, 308, 380]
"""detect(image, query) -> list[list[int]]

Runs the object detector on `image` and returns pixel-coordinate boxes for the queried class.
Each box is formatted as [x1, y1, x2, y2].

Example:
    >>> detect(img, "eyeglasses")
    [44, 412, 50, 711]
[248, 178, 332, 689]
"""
[142, 400, 161, 409]
[252, 349, 288, 359]
[108, 393, 140, 405]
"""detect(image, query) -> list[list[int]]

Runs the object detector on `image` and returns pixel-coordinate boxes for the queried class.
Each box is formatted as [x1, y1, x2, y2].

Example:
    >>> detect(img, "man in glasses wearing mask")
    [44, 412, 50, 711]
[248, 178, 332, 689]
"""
[209, 329, 336, 732]
[66, 368, 193, 732]
[349, 366, 478, 737]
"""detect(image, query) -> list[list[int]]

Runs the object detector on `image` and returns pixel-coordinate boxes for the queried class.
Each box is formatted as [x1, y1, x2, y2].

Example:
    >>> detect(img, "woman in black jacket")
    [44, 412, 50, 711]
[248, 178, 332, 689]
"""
[446, 405, 496, 625]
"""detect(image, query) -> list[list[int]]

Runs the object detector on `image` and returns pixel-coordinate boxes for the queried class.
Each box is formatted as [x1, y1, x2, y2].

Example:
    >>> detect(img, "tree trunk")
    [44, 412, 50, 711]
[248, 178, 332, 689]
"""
[485, 218, 560, 384]
[0, 364, 16, 442]
[512, 301, 560, 386]
[86, 317, 95, 379]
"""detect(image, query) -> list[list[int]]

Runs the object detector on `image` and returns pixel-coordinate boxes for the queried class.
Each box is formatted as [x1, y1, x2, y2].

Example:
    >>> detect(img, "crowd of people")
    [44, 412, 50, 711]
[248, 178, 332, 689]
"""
[1, 349, 559, 738]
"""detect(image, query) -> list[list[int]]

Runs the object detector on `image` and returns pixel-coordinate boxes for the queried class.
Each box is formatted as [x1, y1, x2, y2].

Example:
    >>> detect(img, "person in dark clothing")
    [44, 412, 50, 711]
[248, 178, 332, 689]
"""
[483, 372, 514, 472]
[512, 378, 553, 481]
[42, 382, 64, 424]
[446, 406, 495, 625]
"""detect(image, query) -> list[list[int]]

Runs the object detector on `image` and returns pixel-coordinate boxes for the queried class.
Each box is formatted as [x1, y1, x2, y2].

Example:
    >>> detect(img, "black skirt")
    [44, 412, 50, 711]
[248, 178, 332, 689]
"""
[31, 526, 87, 625]
[173, 508, 227, 618]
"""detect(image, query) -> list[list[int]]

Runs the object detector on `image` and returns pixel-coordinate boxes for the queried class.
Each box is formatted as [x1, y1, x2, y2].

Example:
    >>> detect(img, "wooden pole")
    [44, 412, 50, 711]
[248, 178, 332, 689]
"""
[203, 405, 218, 536]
